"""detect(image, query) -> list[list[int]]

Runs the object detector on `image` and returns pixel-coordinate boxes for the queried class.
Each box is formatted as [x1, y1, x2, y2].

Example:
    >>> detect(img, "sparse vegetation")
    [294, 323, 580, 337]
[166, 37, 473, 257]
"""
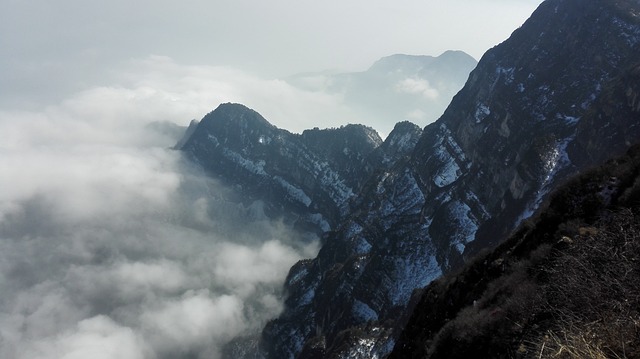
[533, 207, 640, 359]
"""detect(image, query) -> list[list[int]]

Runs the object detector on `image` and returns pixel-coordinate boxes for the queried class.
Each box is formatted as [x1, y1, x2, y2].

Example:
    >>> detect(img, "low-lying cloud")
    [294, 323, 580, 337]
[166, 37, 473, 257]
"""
[0, 59, 321, 359]
[3, 55, 366, 137]
[394, 78, 440, 100]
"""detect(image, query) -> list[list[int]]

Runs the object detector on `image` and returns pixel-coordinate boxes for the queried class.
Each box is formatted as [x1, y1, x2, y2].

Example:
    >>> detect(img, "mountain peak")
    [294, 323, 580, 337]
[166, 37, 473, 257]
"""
[368, 51, 476, 73]
[203, 102, 274, 130]
[301, 124, 382, 150]
[378, 120, 423, 160]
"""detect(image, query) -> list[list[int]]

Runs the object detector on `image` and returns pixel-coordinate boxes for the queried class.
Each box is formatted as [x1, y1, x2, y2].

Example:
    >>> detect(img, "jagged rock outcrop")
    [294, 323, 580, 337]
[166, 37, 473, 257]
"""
[180, 103, 420, 235]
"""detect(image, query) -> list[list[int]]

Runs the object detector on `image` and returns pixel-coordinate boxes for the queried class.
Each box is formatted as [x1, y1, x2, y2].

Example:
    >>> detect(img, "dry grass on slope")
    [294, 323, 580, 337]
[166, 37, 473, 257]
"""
[532, 208, 640, 359]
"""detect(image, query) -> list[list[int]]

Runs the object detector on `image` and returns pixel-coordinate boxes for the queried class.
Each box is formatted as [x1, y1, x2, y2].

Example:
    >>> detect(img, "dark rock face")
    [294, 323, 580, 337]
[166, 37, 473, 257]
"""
[180, 103, 418, 235]
[181, 0, 640, 357]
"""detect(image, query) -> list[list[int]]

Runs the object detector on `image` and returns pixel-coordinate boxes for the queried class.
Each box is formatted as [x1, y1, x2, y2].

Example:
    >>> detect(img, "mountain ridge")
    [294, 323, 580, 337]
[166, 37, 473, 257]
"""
[180, 103, 419, 235]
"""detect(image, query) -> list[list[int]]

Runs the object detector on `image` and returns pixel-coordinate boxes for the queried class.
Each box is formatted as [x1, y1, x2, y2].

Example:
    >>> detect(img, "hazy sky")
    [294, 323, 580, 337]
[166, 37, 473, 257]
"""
[3, 0, 543, 73]
[1, 0, 544, 131]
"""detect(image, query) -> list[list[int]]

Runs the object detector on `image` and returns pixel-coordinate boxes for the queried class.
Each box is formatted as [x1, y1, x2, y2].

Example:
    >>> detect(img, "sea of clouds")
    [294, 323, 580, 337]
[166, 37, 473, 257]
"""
[0, 56, 331, 359]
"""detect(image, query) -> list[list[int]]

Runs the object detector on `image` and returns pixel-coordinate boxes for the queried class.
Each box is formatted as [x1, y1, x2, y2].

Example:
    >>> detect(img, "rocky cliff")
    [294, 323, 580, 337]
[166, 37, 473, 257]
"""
[180, 0, 640, 357]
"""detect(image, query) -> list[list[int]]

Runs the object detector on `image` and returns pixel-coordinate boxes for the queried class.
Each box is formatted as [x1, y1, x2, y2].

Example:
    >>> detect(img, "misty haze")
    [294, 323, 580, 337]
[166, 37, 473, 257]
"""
[0, 102, 319, 357]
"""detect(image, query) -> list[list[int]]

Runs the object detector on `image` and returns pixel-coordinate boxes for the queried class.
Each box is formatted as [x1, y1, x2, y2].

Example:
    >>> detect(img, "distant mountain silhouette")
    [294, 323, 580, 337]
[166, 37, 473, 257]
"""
[286, 51, 477, 135]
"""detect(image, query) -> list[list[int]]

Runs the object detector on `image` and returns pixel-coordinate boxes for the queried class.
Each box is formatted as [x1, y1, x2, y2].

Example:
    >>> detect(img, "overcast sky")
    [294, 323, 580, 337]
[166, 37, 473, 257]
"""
[1, 0, 544, 130]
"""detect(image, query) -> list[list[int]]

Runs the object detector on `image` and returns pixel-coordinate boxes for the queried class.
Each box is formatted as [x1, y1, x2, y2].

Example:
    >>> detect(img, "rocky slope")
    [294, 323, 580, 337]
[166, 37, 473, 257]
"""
[180, 103, 420, 235]
[390, 144, 640, 358]
[179, 0, 640, 357]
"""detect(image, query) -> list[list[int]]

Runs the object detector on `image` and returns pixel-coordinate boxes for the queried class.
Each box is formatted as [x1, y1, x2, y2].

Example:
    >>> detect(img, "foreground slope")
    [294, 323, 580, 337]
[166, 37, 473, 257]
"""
[391, 144, 640, 358]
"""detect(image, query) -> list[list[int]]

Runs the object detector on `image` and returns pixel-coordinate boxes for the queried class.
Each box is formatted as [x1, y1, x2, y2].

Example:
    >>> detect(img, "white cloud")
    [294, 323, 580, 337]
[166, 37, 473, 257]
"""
[0, 55, 366, 148]
[406, 109, 428, 121]
[16, 316, 150, 359]
[0, 61, 320, 358]
[114, 55, 363, 134]
[395, 78, 440, 100]
[141, 291, 245, 357]
[213, 240, 313, 297]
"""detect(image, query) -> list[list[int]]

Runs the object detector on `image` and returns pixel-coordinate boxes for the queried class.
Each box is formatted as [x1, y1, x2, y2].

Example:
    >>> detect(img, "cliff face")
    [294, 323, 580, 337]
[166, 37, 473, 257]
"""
[438, 0, 640, 256]
[180, 0, 640, 357]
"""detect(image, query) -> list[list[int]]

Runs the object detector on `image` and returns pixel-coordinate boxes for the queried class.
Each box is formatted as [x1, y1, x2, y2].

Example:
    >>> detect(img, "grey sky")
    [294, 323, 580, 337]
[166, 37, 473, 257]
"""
[2, 0, 543, 113]
[2, 1, 543, 70]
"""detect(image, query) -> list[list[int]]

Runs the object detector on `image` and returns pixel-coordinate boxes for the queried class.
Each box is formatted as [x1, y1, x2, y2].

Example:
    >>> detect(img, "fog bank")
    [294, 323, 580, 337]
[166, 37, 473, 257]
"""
[0, 77, 319, 358]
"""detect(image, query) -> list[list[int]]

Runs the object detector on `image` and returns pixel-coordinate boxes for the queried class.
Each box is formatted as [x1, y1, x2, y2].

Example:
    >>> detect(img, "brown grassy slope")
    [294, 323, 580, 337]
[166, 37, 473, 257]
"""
[390, 144, 640, 359]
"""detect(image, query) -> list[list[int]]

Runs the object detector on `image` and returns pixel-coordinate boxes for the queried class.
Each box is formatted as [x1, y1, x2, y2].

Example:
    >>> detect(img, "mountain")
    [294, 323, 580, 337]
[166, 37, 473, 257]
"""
[179, 0, 640, 357]
[286, 51, 478, 135]
[263, 0, 640, 357]
[390, 144, 640, 358]
[180, 103, 421, 235]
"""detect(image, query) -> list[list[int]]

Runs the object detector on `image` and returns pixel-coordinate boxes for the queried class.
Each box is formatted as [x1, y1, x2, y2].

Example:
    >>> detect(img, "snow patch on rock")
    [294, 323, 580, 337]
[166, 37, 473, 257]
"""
[518, 135, 575, 223]
[353, 237, 373, 255]
[388, 252, 441, 306]
[434, 156, 461, 187]
[309, 213, 331, 232]
[432, 124, 468, 187]
[222, 148, 267, 175]
[446, 200, 479, 253]
[274, 176, 312, 207]
[475, 103, 491, 123]
[352, 300, 379, 322]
